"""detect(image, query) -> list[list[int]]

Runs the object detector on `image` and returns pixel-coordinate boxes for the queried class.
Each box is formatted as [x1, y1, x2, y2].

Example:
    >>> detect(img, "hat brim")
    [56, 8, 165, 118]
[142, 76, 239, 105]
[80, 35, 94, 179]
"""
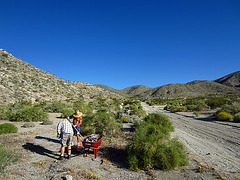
[73, 113, 82, 118]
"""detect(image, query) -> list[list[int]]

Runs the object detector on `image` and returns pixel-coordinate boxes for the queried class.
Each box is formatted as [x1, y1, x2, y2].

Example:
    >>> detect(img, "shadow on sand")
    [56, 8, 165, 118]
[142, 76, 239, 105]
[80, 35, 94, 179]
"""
[22, 143, 59, 160]
[35, 136, 60, 144]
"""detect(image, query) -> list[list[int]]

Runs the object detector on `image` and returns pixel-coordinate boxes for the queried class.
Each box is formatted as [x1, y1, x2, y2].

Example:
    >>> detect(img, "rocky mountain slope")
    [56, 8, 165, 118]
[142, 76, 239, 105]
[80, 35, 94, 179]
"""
[134, 80, 240, 99]
[120, 72, 240, 98]
[214, 71, 240, 88]
[0, 49, 239, 104]
[0, 49, 123, 104]
[120, 85, 150, 96]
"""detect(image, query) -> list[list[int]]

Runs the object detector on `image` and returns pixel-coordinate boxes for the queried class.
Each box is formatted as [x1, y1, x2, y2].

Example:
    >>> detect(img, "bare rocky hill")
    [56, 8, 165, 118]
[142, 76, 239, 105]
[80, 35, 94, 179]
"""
[215, 71, 240, 88]
[0, 49, 123, 104]
[1, 49, 239, 104]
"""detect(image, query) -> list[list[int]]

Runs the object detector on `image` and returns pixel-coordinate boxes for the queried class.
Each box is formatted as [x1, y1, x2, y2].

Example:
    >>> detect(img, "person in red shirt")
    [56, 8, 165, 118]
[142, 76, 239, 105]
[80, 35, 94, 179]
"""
[70, 110, 82, 146]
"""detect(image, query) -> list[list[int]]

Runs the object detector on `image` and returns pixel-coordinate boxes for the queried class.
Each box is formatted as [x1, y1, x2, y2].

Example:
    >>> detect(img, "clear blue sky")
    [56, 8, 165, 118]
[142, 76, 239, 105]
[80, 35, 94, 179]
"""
[1, 0, 240, 90]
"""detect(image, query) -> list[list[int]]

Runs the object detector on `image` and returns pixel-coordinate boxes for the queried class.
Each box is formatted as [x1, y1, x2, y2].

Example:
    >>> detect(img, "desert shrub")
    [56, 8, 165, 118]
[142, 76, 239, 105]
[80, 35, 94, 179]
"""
[216, 112, 233, 121]
[94, 111, 121, 136]
[82, 111, 122, 136]
[127, 113, 187, 171]
[185, 99, 209, 111]
[155, 138, 188, 170]
[193, 111, 199, 117]
[0, 105, 8, 120]
[164, 104, 171, 110]
[22, 122, 35, 128]
[7, 100, 32, 111]
[43, 101, 67, 113]
[73, 101, 92, 114]
[177, 106, 187, 112]
[9, 107, 49, 122]
[186, 104, 197, 111]
[234, 113, 240, 122]
[123, 117, 129, 123]
[42, 120, 53, 125]
[0, 123, 18, 134]
[61, 109, 74, 118]
[0, 144, 18, 173]
[170, 105, 179, 113]
[220, 104, 240, 115]
[206, 97, 231, 109]
[170, 105, 187, 113]
[130, 105, 146, 117]
[144, 113, 174, 133]
[116, 111, 124, 120]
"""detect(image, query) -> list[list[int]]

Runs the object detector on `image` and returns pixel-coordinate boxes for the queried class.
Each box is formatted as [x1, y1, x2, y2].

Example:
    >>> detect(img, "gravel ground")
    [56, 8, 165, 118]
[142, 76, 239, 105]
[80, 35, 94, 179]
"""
[1, 105, 239, 179]
[141, 102, 240, 180]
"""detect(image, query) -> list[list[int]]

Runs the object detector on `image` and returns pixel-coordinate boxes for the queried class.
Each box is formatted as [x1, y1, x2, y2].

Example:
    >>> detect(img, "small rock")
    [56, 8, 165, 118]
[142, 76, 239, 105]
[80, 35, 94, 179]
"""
[64, 175, 72, 180]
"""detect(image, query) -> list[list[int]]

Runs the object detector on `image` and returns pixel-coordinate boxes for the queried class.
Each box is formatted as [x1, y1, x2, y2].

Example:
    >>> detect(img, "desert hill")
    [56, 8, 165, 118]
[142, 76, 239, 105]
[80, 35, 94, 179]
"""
[0, 49, 123, 104]
[134, 80, 240, 99]
[0, 49, 239, 104]
[214, 71, 240, 88]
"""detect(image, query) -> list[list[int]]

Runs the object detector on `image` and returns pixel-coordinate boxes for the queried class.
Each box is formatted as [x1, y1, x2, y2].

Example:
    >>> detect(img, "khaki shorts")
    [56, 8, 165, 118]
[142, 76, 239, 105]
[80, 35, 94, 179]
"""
[60, 133, 73, 146]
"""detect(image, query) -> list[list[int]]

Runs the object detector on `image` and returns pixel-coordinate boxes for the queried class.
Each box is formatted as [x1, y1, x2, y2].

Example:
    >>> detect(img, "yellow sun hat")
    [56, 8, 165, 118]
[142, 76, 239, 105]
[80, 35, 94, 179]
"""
[73, 110, 83, 118]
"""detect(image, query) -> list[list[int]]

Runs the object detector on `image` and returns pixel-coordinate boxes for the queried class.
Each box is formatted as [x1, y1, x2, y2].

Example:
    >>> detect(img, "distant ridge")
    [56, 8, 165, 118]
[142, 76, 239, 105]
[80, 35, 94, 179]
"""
[121, 85, 151, 96]
[214, 71, 240, 88]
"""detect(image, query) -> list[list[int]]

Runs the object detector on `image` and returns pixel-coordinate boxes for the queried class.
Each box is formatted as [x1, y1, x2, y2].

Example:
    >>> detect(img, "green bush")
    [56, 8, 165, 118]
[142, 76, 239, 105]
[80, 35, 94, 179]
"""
[0, 144, 18, 173]
[123, 117, 129, 123]
[220, 104, 240, 115]
[9, 107, 49, 122]
[206, 97, 231, 109]
[193, 111, 199, 117]
[170, 105, 179, 113]
[155, 138, 188, 170]
[127, 113, 187, 171]
[234, 113, 240, 122]
[0, 123, 18, 134]
[22, 122, 35, 128]
[144, 113, 174, 133]
[82, 111, 122, 136]
[42, 120, 53, 125]
[73, 101, 92, 114]
[61, 109, 74, 118]
[164, 104, 171, 111]
[216, 112, 233, 121]
[44, 101, 67, 113]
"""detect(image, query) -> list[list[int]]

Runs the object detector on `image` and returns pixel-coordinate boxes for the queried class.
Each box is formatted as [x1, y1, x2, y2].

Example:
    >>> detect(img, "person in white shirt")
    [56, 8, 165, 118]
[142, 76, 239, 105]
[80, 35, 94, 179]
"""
[57, 118, 74, 160]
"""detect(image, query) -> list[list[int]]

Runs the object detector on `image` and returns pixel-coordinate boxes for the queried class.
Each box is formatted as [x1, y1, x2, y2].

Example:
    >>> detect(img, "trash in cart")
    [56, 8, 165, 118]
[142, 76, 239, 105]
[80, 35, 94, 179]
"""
[74, 134, 103, 158]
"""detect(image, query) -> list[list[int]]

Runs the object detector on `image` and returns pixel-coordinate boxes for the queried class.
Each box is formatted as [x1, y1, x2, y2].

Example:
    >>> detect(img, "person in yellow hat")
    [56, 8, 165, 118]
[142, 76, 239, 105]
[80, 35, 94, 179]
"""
[70, 110, 83, 146]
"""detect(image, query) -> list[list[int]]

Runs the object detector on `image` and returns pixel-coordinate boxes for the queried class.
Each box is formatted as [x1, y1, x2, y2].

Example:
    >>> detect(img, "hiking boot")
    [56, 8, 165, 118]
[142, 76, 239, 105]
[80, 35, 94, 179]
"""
[67, 155, 71, 159]
[59, 156, 64, 160]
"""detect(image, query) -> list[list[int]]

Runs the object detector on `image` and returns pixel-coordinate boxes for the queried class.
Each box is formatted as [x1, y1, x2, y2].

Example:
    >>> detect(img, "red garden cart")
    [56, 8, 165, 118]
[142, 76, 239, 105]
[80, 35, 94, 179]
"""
[75, 134, 103, 158]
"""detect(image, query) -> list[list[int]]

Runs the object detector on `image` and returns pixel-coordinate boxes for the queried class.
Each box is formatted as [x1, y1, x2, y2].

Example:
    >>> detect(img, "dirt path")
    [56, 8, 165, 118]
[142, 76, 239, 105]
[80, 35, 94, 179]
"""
[141, 102, 240, 179]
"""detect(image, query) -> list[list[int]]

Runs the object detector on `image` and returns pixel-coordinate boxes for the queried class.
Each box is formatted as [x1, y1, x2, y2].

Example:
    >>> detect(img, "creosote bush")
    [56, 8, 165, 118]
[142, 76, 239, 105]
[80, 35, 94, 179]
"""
[216, 112, 233, 121]
[234, 113, 240, 122]
[0, 123, 18, 134]
[22, 122, 35, 128]
[9, 107, 49, 122]
[61, 108, 74, 118]
[127, 113, 188, 171]
[0, 144, 18, 173]
[42, 120, 53, 125]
